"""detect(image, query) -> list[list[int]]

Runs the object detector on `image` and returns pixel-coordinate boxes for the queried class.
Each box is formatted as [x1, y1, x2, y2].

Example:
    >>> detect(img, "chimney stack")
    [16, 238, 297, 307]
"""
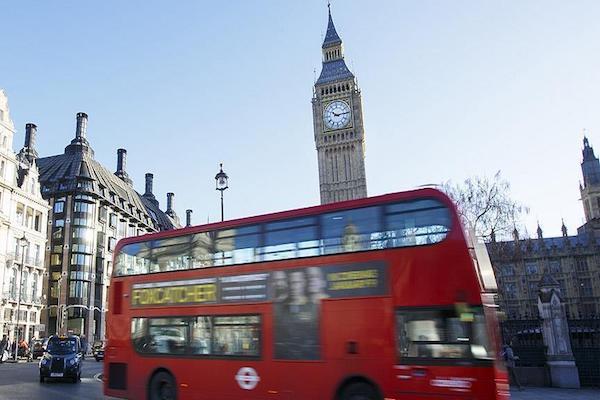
[117, 149, 127, 173]
[21, 123, 39, 161]
[167, 192, 174, 212]
[65, 112, 93, 155]
[186, 209, 193, 227]
[115, 148, 132, 185]
[144, 173, 154, 196]
[75, 112, 88, 139]
[24, 123, 37, 150]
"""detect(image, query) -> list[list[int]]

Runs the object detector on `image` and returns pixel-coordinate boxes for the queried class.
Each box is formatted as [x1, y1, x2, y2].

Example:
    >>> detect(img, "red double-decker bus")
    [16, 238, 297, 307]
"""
[104, 188, 508, 400]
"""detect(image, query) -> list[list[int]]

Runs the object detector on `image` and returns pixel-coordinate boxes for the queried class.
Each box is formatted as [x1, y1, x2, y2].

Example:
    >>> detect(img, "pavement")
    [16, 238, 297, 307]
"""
[511, 387, 600, 400]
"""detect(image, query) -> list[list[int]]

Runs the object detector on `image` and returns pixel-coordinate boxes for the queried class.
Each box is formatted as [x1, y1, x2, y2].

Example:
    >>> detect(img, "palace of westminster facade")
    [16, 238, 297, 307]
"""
[0, 8, 598, 343]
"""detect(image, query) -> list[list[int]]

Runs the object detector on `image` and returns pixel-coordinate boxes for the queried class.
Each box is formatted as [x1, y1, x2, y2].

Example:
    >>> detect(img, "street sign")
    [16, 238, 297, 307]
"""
[36, 324, 45, 331]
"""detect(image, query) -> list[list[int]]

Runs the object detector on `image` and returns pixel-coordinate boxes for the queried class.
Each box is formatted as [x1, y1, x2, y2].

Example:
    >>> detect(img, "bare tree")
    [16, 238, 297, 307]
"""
[442, 171, 528, 242]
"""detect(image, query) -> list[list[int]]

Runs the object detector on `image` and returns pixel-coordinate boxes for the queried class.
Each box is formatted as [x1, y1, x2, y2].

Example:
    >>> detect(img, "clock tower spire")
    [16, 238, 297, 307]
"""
[313, 5, 367, 204]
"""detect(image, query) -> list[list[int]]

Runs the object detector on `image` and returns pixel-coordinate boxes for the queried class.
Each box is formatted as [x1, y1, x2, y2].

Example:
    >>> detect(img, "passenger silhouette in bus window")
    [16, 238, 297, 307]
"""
[342, 221, 360, 252]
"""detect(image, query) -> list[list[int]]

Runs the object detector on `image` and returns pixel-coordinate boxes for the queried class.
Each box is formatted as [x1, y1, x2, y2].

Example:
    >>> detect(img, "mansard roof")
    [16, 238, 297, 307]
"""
[316, 59, 354, 85]
[37, 145, 176, 231]
[141, 195, 178, 232]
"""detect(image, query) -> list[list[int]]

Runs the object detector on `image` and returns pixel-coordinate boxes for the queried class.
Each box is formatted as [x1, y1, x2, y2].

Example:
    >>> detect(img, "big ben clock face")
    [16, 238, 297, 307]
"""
[323, 100, 351, 130]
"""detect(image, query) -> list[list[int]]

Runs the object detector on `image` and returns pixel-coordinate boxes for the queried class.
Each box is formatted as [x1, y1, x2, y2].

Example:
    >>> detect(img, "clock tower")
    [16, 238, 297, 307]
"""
[313, 6, 367, 204]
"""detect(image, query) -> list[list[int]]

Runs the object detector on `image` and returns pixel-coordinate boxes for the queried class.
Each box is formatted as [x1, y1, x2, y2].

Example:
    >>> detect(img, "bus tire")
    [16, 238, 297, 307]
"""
[340, 382, 379, 400]
[148, 371, 177, 400]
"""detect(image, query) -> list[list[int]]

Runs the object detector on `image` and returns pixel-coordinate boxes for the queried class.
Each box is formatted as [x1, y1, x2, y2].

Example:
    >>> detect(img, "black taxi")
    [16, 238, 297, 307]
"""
[39, 335, 83, 383]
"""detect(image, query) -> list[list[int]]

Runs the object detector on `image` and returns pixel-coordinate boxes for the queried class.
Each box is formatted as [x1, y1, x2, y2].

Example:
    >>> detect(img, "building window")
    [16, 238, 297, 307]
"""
[118, 220, 127, 238]
[50, 253, 62, 266]
[549, 259, 561, 274]
[69, 280, 90, 299]
[16, 206, 24, 226]
[502, 264, 515, 277]
[20, 270, 29, 301]
[503, 282, 517, 299]
[575, 257, 588, 272]
[71, 253, 93, 269]
[579, 279, 593, 297]
[109, 213, 117, 228]
[31, 273, 39, 301]
[108, 237, 117, 252]
[54, 201, 65, 214]
[34, 244, 41, 265]
[72, 227, 93, 242]
[528, 281, 539, 296]
[98, 206, 107, 222]
[525, 262, 538, 275]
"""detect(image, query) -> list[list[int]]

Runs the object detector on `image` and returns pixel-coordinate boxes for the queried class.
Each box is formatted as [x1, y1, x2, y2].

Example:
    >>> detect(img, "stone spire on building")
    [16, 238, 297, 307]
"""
[580, 136, 600, 222]
[537, 222, 543, 240]
[561, 219, 568, 237]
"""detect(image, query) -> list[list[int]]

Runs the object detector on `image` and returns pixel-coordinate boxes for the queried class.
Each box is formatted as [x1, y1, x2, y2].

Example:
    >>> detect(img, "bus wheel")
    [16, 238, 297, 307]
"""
[340, 382, 379, 400]
[149, 371, 177, 400]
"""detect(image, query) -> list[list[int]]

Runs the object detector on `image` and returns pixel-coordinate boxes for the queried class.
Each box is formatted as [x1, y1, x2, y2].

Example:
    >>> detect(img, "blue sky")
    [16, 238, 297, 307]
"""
[2, 0, 600, 237]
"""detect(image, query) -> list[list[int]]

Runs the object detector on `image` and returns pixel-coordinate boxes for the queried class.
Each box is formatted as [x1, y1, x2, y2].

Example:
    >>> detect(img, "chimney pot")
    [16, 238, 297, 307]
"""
[167, 192, 174, 212]
[186, 209, 193, 227]
[144, 173, 154, 196]
[117, 148, 127, 173]
[24, 123, 37, 149]
[75, 112, 88, 139]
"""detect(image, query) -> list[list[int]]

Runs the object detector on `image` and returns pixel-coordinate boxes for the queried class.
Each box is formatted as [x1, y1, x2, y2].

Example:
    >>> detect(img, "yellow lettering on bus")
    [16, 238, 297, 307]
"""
[131, 284, 217, 307]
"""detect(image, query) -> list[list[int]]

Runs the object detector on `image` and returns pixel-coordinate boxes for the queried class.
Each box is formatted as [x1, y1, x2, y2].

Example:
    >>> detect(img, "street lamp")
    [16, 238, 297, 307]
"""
[215, 163, 229, 222]
[13, 234, 28, 361]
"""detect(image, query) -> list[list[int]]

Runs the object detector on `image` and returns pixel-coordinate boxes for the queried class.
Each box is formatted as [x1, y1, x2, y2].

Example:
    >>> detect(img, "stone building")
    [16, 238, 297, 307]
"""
[488, 137, 600, 320]
[0, 89, 50, 343]
[37, 112, 178, 340]
[313, 6, 367, 204]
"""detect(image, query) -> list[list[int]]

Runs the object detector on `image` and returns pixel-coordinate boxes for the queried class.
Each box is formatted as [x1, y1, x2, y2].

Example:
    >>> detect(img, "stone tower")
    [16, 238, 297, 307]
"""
[313, 6, 367, 204]
[580, 136, 600, 222]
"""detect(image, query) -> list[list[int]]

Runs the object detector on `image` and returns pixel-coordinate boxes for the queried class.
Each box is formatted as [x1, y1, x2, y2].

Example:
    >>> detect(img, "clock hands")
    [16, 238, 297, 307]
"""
[332, 111, 350, 117]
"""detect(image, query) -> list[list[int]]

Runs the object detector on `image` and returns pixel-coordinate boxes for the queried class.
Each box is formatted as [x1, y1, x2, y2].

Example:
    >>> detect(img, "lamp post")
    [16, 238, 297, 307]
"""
[215, 163, 229, 222]
[13, 234, 28, 361]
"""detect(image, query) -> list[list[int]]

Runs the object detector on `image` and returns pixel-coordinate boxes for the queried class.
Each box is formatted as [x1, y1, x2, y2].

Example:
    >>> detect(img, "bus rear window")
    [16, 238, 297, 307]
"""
[116, 198, 452, 276]
[396, 307, 493, 363]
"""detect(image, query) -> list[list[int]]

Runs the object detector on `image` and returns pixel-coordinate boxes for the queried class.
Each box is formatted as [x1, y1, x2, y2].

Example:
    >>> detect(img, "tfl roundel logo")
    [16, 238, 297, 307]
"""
[235, 367, 260, 390]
